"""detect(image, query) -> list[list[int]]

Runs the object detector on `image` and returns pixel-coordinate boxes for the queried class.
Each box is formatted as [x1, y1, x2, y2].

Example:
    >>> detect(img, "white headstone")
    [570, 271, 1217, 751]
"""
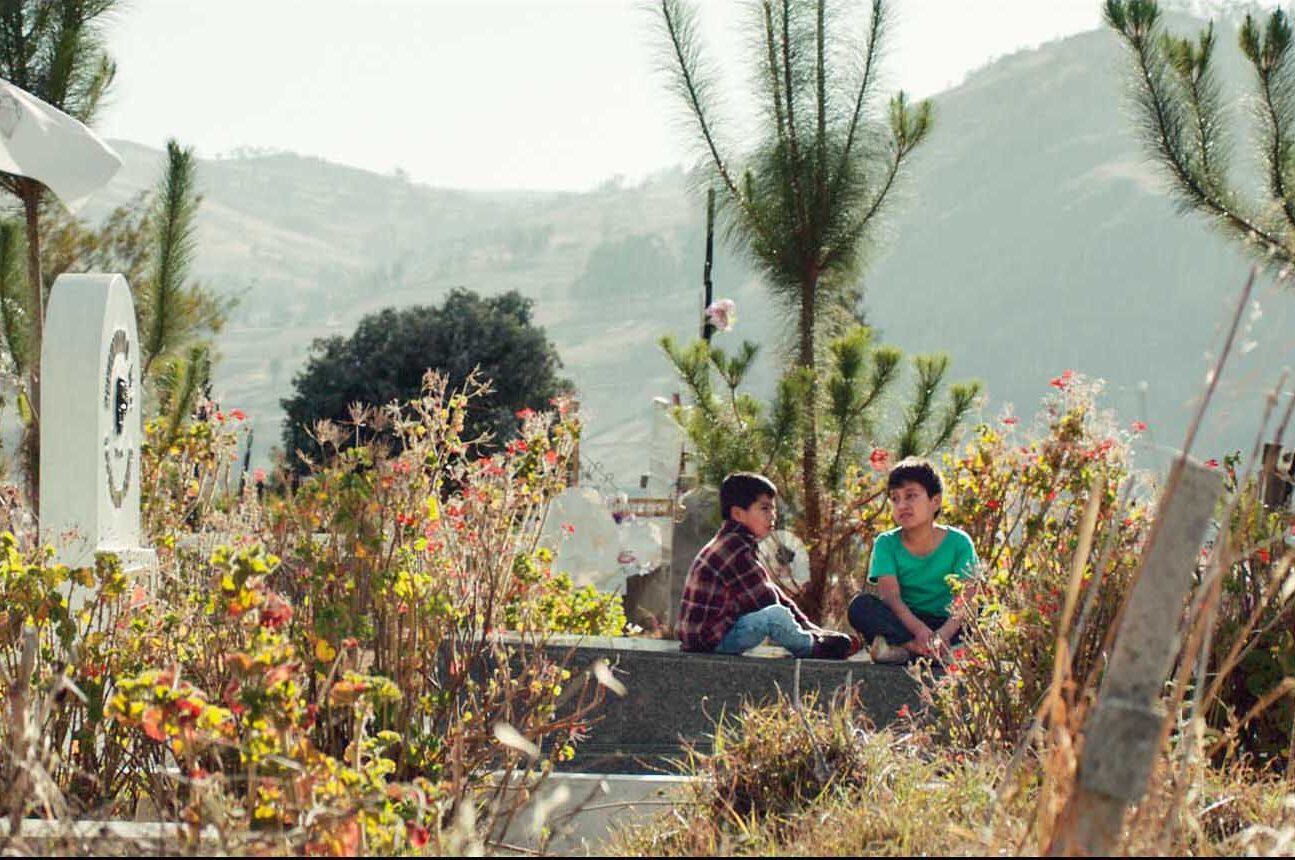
[39, 273, 155, 577]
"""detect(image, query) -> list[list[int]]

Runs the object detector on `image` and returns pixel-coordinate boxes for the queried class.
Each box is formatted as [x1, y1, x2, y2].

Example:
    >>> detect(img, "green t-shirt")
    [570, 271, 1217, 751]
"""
[867, 526, 978, 616]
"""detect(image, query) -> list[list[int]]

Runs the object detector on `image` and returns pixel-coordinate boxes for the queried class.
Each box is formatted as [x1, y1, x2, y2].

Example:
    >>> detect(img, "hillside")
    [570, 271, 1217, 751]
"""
[80, 16, 1295, 488]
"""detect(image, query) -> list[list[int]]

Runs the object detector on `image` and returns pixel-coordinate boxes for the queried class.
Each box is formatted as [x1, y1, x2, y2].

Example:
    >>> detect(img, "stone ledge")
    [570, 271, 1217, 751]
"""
[546, 637, 922, 773]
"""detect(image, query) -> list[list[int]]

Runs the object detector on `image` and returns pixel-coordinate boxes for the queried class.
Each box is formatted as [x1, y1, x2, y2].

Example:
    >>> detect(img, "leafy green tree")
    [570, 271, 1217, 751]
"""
[281, 289, 568, 472]
[655, 0, 935, 613]
[1106, 0, 1295, 267]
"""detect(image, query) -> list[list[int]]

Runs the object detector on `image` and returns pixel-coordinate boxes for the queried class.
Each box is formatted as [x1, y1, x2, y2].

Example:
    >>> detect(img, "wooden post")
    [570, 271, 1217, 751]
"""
[1260, 442, 1289, 510]
[1048, 460, 1224, 857]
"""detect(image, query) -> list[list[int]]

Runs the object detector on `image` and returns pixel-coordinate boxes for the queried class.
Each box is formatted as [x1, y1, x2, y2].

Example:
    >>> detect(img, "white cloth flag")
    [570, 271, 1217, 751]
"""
[0, 77, 121, 209]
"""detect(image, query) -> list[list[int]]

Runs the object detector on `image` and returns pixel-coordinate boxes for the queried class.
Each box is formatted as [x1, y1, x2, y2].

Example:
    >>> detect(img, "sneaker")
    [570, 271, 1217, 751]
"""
[869, 635, 910, 665]
[810, 631, 852, 660]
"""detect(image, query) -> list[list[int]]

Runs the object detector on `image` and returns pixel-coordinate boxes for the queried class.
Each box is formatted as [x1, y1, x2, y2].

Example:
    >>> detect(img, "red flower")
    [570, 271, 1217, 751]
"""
[869, 448, 890, 471]
[544, 449, 558, 466]
[230, 408, 246, 421]
[406, 821, 430, 849]
[176, 698, 203, 719]
[1257, 548, 1271, 564]
[260, 594, 293, 630]
[515, 407, 536, 420]
[1130, 420, 1147, 433]
[561, 522, 576, 535]
[986, 499, 1001, 510]
[214, 411, 225, 422]
[896, 704, 911, 719]
[1002, 416, 1019, 426]
[1205, 458, 1220, 469]
[1049, 370, 1075, 390]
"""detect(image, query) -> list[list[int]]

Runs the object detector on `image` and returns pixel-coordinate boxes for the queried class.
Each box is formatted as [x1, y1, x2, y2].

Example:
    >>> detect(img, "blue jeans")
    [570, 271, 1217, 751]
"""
[715, 604, 814, 658]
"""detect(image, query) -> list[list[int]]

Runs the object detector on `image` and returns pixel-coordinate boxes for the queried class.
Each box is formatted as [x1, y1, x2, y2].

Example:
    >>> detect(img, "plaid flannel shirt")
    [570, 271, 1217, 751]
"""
[677, 520, 815, 652]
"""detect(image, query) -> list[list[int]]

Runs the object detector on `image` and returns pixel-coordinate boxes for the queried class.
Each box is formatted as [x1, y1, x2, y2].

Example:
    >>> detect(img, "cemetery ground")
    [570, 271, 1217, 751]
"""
[2, 291, 1295, 854]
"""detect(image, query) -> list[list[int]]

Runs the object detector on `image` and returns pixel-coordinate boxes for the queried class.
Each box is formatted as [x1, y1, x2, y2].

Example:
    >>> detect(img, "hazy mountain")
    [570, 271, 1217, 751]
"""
[81, 16, 1295, 490]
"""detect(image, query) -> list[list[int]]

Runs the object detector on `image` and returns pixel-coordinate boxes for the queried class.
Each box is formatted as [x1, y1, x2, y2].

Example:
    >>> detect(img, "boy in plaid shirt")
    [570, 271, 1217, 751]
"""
[677, 473, 854, 659]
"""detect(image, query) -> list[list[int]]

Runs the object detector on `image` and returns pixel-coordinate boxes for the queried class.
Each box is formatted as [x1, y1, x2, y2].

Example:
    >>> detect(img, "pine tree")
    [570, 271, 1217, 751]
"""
[655, 0, 935, 615]
[1107, 0, 1295, 267]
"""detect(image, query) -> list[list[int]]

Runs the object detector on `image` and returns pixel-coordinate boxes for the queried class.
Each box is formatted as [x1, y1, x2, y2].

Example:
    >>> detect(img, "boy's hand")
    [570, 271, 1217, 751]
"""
[910, 624, 937, 656]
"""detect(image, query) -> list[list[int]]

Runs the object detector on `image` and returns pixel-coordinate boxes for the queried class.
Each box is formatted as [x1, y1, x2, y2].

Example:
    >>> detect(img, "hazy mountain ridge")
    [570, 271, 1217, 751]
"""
[81, 19, 1294, 488]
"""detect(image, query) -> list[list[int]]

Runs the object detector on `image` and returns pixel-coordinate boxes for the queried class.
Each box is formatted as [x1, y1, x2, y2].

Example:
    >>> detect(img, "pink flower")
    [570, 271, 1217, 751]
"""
[1130, 420, 1147, 433]
[869, 448, 890, 471]
[704, 298, 736, 332]
[561, 522, 576, 535]
[1205, 458, 1220, 469]
[1002, 416, 1019, 426]
[253, 468, 266, 483]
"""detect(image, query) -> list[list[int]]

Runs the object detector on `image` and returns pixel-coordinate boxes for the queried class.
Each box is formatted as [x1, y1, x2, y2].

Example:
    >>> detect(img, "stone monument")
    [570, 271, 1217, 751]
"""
[39, 274, 155, 589]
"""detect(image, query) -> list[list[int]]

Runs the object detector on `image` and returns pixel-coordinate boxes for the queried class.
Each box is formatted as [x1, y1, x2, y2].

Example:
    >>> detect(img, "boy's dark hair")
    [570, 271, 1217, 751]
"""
[720, 472, 777, 520]
[887, 456, 943, 498]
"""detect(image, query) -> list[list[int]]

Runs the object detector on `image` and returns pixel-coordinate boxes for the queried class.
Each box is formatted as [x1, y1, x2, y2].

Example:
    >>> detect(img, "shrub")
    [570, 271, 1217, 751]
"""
[608, 691, 1007, 856]
[1201, 459, 1295, 766]
[909, 373, 1149, 748]
[0, 374, 625, 853]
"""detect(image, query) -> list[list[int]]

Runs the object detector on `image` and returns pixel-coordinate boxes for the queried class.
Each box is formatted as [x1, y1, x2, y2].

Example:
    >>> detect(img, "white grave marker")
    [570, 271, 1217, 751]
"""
[39, 273, 155, 579]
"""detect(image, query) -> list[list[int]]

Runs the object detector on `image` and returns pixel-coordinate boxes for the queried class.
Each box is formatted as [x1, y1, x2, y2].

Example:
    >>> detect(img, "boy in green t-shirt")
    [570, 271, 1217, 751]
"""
[848, 456, 979, 664]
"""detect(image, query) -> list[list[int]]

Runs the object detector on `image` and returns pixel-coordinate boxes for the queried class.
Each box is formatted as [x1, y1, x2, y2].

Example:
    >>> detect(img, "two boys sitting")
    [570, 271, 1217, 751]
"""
[678, 460, 977, 663]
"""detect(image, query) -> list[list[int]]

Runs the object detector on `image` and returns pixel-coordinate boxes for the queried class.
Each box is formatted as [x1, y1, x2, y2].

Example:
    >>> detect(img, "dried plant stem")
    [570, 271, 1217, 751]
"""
[791, 660, 831, 784]
[5, 627, 36, 839]
[1068, 478, 1137, 665]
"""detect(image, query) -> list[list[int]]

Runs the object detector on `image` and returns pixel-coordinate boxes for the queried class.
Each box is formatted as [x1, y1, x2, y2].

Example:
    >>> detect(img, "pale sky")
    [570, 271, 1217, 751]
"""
[95, 0, 1222, 192]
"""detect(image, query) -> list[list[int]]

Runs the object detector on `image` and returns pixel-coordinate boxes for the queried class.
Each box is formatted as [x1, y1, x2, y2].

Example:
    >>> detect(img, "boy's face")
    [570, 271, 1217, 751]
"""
[888, 480, 940, 529]
[731, 493, 776, 540]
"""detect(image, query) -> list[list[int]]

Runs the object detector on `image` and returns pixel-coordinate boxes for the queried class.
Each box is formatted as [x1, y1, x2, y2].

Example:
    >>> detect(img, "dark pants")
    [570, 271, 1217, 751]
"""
[847, 593, 960, 646]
